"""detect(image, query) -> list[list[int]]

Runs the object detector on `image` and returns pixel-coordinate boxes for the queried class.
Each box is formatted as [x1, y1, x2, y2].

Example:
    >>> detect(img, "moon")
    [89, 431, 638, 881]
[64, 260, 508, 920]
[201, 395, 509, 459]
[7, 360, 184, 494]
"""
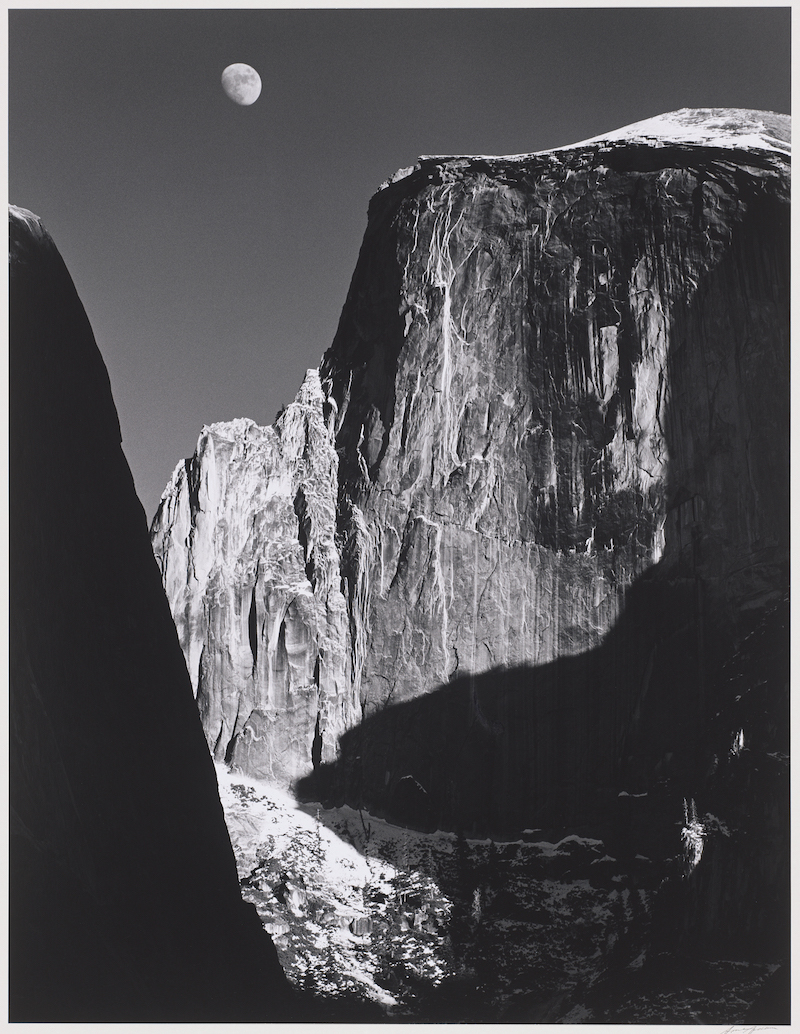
[221, 63, 262, 106]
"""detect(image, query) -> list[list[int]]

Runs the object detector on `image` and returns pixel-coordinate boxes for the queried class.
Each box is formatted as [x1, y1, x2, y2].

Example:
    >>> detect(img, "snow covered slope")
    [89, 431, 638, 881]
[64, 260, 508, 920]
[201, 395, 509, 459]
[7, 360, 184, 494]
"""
[567, 107, 790, 155]
[414, 107, 790, 167]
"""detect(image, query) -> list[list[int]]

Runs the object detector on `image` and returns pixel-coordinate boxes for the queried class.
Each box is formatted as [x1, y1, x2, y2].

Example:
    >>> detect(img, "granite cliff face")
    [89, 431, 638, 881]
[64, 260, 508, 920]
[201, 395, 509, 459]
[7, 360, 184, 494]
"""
[152, 109, 789, 838]
[9, 205, 291, 1021]
[153, 371, 355, 786]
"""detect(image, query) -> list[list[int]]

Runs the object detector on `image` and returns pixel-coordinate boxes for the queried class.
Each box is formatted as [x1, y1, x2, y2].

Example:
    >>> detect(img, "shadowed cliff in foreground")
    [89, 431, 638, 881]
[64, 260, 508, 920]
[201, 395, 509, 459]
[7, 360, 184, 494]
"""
[9, 205, 292, 1021]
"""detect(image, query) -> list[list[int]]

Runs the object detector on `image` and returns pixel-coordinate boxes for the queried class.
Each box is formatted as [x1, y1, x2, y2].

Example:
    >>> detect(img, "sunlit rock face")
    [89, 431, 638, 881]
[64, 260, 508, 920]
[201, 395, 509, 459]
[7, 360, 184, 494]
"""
[152, 109, 789, 834]
[153, 371, 359, 785]
[9, 205, 290, 1021]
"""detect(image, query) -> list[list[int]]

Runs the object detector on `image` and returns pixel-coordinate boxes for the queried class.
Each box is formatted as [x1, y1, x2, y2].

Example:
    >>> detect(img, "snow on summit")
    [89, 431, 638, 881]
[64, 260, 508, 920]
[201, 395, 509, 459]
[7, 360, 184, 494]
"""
[405, 109, 789, 185]
[563, 107, 790, 156]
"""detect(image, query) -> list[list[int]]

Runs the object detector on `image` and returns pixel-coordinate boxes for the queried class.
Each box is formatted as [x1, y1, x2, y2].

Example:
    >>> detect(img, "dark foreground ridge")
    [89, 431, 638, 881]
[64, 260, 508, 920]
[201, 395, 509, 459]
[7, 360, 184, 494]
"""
[8, 205, 294, 1021]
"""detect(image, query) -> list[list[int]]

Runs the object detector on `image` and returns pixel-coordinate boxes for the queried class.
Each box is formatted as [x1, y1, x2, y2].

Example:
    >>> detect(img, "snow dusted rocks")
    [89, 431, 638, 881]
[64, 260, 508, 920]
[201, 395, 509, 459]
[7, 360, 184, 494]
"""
[152, 109, 789, 834]
[566, 107, 790, 155]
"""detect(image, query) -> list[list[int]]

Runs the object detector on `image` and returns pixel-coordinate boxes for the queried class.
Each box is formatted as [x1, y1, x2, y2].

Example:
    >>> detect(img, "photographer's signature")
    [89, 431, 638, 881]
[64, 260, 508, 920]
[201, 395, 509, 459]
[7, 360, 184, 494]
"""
[720, 1026, 778, 1034]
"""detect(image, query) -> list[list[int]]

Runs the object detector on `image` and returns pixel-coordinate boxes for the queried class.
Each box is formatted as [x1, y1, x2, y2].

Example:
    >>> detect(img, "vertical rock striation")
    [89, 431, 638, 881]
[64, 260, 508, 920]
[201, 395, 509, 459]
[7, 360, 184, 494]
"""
[152, 109, 789, 835]
[153, 370, 360, 783]
[9, 205, 290, 1021]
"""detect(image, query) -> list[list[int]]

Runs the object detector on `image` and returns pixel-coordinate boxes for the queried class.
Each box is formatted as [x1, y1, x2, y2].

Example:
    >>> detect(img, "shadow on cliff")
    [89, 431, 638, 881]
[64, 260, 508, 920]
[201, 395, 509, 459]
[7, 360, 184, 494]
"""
[296, 167, 790, 992]
[294, 581, 788, 1001]
[297, 568, 717, 842]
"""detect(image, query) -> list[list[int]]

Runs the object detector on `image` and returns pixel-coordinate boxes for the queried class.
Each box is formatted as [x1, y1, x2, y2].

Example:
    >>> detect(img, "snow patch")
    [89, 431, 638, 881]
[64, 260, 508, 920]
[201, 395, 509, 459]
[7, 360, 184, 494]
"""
[376, 108, 789, 198]
[9, 204, 51, 245]
[568, 108, 790, 156]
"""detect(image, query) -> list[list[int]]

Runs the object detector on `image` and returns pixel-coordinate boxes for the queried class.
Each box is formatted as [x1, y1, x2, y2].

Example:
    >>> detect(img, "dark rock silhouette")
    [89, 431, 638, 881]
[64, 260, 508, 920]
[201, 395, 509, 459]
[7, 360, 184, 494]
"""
[9, 205, 292, 1021]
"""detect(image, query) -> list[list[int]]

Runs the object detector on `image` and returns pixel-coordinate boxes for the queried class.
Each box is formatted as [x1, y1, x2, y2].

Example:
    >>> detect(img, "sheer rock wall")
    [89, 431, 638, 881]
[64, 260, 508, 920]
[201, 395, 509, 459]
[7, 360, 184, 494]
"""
[152, 110, 789, 835]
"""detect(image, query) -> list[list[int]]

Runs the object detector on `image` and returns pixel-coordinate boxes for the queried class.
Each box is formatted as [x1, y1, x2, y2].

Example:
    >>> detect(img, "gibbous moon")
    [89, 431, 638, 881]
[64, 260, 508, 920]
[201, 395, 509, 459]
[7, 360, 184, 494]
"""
[221, 63, 262, 106]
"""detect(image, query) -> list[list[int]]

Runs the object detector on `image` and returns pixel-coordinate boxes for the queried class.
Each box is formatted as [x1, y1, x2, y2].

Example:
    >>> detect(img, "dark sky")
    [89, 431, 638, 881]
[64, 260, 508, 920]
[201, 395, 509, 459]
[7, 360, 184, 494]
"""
[9, 6, 791, 520]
